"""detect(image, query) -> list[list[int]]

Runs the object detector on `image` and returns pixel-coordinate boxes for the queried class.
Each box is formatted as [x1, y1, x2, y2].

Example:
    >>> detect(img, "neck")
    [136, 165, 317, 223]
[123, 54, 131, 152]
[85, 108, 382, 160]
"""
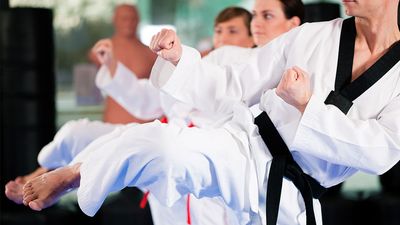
[112, 33, 138, 42]
[354, 6, 400, 54]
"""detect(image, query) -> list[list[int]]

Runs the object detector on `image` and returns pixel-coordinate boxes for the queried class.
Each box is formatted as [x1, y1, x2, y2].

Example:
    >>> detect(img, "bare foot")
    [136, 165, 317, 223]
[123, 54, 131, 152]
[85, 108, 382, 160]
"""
[15, 167, 49, 184]
[22, 164, 81, 211]
[4, 167, 49, 204]
[5, 181, 24, 204]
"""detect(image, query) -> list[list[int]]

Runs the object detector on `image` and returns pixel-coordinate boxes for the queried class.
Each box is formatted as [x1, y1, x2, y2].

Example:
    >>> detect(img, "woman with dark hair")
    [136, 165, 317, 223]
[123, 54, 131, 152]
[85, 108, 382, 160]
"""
[251, 0, 304, 46]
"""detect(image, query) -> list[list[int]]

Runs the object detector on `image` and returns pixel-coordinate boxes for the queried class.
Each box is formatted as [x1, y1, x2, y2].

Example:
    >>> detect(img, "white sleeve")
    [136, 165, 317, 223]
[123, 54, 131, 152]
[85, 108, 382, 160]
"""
[96, 63, 163, 120]
[150, 29, 300, 113]
[292, 94, 400, 175]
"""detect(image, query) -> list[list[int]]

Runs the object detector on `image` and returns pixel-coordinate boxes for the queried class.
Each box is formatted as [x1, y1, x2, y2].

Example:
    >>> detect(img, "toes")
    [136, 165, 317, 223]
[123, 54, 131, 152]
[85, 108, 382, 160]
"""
[5, 181, 17, 190]
[5, 183, 18, 195]
[23, 192, 38, 206]
[4, 186, 11, 195]
[22, 182, 33, 191]
[5, 181, 24, 204]
[5, 188, 15, 200]
[23, 189, 35, 198]
[29, 200, 43, 211]
[15, 177, 24, 184]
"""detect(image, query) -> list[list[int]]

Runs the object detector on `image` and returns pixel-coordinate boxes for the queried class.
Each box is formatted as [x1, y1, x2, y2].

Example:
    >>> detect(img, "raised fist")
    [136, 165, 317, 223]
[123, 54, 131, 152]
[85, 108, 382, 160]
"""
[149, 29, 182, 65]
[276, 66, 312, 113]
[92, 39, 115, 69]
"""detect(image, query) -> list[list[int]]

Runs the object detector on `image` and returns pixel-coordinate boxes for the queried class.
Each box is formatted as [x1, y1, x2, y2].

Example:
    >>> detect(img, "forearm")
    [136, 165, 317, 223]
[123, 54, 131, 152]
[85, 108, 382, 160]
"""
[152, 45, 282, 114]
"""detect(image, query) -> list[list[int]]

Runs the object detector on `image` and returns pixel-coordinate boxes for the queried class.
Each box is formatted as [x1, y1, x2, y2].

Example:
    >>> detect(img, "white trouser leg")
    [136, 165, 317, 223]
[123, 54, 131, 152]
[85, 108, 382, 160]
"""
[37, 119, 120, 169]
[76, 120, 251, 219]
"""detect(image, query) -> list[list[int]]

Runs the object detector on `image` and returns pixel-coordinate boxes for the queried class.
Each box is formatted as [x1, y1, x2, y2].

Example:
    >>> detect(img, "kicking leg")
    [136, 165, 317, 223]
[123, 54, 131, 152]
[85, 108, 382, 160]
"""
[6, 120, 118, 205]
[22, 163, 81, 211]
[38, 119, 119, 169]
[75, 121, 253, 217]
[18, 123, 139, 211]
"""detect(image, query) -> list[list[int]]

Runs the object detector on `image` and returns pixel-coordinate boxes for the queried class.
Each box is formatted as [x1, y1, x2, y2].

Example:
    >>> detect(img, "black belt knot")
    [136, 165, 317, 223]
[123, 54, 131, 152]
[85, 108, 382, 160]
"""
[255, 112, 326, 225]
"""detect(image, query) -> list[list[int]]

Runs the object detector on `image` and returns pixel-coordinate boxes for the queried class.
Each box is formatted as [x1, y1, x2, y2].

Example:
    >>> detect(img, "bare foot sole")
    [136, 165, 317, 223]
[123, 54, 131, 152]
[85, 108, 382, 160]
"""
[22, 165, 80, 211]
[5, 181, 24, 204]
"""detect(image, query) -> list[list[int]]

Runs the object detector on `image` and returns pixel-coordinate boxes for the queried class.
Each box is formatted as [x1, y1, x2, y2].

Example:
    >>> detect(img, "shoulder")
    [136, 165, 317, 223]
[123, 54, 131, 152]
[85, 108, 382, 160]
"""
[294, 18, 344, 39]
[266, 18, 345, 54]
[137, 41, 157, 60]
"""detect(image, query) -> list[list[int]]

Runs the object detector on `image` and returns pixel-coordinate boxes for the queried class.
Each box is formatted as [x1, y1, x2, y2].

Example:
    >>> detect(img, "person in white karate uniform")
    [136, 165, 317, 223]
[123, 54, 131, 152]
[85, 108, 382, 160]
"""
[20, 0, 306, 224]
[144, 2, 400, 224]
[23, 1, 400, 225]
[9, 4, 278, 225]
[30, 1, 400, 225]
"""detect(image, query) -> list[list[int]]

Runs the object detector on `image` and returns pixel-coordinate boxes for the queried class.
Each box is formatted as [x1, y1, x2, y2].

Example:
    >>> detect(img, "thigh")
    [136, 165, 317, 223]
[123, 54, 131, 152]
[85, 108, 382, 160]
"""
[77, 121, 250, 215]
[38, 119, 122, 168]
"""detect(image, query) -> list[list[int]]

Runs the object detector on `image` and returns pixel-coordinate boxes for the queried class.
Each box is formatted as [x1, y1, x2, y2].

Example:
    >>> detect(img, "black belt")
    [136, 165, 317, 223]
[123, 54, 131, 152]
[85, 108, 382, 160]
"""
[254, 112, 326, 225]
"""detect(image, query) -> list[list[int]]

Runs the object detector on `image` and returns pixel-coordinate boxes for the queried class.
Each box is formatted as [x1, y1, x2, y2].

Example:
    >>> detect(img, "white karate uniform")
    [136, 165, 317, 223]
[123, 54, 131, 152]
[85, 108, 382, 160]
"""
[94, 62, 242, 225]
[149, 18, 400, 223]
[75, 18, 400, 225]
[73, 50, 297, 224]
[39, 49, 251, 224]
[74, 49, 310, 224]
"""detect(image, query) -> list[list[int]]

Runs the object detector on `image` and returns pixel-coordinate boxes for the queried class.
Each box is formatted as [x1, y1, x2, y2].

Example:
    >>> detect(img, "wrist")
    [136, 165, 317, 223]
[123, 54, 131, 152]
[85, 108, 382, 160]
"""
[297, 95, 311, 113]
[107, 60, 117, 76]
[171, 58, 180, 66]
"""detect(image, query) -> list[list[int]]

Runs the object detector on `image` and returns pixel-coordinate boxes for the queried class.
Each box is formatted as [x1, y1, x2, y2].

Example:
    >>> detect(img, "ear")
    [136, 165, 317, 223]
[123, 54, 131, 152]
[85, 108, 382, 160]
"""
[289, 16, 301, 28]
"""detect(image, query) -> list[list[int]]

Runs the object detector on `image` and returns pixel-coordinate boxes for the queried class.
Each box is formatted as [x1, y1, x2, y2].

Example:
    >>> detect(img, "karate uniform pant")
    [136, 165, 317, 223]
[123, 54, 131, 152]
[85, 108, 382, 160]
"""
[36, 118, 239, 225]
[38, 118, 119, 169]
[72, 120, 322, 225]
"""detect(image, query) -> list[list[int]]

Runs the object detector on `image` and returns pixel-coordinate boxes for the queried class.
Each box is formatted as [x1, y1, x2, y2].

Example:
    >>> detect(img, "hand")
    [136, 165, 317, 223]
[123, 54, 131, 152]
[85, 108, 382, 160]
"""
[149, 29, 182, 65]
[92, 39, 117, 74]
[276, 67, 312, 113]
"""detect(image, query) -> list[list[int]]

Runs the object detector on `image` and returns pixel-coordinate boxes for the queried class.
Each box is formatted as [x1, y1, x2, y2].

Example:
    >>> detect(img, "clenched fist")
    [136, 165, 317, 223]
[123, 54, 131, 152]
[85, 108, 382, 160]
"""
[92, 39, 117, 74]
[276, 66, 312, 113]
[149, 29, 182, 65]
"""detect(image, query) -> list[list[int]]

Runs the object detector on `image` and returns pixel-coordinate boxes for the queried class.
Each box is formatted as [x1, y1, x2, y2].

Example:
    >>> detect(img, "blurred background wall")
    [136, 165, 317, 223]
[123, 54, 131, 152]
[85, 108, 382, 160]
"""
[6, 0, 345, 95]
